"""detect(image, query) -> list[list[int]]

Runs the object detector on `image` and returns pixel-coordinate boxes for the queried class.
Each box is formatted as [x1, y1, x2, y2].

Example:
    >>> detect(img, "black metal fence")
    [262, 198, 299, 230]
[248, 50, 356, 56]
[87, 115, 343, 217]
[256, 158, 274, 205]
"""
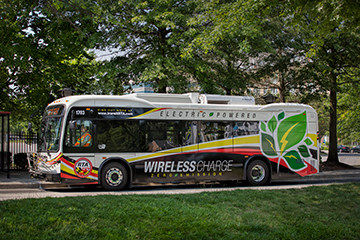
[8, 132, 38, 170]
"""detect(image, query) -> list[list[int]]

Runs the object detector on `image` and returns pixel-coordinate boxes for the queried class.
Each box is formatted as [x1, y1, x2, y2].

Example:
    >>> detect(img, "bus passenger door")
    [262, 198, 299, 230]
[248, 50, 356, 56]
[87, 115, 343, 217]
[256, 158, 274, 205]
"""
[62, 120, 96, 183]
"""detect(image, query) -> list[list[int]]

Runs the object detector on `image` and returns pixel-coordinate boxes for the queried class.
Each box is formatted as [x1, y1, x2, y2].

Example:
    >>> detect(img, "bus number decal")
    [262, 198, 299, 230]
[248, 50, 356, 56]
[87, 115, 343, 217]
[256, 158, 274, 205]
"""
[76, 110, 85, 116]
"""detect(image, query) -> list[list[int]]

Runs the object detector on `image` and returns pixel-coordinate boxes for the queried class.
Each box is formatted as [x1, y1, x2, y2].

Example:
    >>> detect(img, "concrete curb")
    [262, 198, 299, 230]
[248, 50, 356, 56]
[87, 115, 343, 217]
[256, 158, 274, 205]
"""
[0, 182, 69, 189]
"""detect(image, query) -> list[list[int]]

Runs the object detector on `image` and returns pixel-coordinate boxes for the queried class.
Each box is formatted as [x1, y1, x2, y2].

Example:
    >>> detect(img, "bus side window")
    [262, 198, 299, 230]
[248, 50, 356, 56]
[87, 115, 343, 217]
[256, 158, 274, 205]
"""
[184, 121, 197, 145]
[97, 120, 140, 152]
[67, 120, 93, 147]
[233, 121, 259, 137]
[146, 121, 166, 152]
[144, 121, 183, 152]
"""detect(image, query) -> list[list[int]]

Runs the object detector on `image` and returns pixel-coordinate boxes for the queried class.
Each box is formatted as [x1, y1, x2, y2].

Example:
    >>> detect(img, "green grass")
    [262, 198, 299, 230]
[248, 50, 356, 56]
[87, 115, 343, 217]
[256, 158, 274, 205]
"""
[1, 183, 360, 240]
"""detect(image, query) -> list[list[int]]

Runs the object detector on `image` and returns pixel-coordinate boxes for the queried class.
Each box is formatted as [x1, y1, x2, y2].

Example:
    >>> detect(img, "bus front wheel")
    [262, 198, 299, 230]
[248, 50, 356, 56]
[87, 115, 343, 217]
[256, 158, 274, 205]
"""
[246, 160, 269, 186]
[101, 162, 128, 191]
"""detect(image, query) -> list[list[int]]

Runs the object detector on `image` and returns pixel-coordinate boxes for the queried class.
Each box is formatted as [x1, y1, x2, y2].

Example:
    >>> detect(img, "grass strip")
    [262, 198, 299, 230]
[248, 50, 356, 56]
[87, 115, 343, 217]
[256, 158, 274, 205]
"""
[1, 183, 360, 240]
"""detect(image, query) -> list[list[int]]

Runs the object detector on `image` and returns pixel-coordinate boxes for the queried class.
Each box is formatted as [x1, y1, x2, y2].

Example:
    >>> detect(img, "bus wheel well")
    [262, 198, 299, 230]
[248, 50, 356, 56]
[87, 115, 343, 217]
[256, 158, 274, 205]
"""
[99, 158, 132, 189]
[244, 157, 271, 186]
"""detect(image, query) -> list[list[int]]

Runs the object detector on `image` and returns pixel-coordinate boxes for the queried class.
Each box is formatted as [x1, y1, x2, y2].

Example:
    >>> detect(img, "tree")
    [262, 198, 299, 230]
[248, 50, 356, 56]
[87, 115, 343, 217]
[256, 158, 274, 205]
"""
[185, 0, 360, 166]
[337, 70, 360, 144]
[286, 0, 360, 164]
[90, 0, 200, 93]
[183, 0, 275, 95]
[0, 0, 99, 125]
[252, 8, 312, 103]
[189, 32, 256, 95]
[289, 0, 360, 44]
[306, 31, 360, 164]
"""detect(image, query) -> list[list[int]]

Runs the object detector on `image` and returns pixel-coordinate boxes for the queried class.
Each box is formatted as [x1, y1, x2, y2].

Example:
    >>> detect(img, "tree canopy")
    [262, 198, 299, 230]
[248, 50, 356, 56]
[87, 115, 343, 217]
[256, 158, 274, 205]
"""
[183, 0, 360, 164]
[1, 0, 360, 164]
[0, 0, 98, 124]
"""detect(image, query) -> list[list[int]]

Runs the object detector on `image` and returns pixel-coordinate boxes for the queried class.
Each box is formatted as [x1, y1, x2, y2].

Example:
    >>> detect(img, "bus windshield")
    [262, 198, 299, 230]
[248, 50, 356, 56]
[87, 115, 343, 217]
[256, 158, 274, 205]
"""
[38, 106, 64, 153]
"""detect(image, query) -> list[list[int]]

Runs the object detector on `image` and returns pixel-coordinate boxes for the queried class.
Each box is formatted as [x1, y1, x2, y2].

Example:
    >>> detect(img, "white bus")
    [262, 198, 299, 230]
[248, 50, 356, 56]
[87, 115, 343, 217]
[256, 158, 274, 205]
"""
[29, 93, 319, 190]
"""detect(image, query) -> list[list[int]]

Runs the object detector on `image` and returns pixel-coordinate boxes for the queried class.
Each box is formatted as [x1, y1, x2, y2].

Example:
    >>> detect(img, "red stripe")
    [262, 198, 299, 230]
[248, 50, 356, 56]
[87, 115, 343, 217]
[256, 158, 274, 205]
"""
[78, 182, 98, 185]
[90, 171, 98, 178]
[296, 163, 318, 176]
[61, 172, 79, 180]
[156, 108, 171, 111]
[269, 157, 319, 176]
[46, 160, 58, 166]
[61, 158, 74, 167]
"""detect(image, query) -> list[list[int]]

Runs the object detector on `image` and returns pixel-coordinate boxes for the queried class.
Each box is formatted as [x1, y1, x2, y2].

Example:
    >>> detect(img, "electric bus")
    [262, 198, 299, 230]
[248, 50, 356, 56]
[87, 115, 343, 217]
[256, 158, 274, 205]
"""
[29, 93, 319, 190]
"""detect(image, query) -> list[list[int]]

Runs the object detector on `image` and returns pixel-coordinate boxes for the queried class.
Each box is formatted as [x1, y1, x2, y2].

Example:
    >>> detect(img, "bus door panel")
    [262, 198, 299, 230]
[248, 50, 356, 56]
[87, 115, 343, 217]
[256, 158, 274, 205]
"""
[60, 153, 96, 184]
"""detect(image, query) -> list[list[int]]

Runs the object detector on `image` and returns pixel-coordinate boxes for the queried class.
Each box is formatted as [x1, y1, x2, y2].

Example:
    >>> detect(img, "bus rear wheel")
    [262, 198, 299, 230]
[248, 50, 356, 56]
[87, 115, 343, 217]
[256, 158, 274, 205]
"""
[101, 162, 128, 191]
[246, 160, 269, 186]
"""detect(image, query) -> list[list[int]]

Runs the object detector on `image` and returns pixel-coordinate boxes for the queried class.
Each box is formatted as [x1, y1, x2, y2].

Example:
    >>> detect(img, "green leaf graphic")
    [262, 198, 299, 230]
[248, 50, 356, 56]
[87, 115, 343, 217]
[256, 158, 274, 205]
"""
[261, 133, 277, 156]
[298, 145, 310, 158]
[261, 122, 266, 132]
[304, 138, 313, 145]
[278, 112, 285, 121]
[268, 116, 277, 133]
[277, 111, 307, 155]
[283, 150, 306, 170]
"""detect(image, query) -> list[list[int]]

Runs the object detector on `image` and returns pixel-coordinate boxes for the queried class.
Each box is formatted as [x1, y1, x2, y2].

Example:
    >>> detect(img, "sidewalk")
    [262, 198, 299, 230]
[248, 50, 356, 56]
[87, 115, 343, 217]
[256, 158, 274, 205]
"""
[0, 170, 67, 189]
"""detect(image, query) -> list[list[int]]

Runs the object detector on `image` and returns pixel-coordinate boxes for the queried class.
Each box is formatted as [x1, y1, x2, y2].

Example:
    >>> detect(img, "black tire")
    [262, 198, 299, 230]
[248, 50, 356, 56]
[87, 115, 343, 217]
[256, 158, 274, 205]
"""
[246, 160, 269, 186]
[101, 162, 128, 191]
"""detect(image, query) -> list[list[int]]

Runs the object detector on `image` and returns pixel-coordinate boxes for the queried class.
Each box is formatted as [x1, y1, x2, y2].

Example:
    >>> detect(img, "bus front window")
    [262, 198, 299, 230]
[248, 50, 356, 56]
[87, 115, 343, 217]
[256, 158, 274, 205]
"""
[39, 106, 64, 153]
[39, 117, 63, 153]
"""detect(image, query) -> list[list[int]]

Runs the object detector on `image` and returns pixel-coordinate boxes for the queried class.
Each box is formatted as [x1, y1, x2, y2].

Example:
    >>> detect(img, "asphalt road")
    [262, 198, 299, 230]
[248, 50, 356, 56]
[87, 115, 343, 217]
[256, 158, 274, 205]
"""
[325, 152, 360, 167]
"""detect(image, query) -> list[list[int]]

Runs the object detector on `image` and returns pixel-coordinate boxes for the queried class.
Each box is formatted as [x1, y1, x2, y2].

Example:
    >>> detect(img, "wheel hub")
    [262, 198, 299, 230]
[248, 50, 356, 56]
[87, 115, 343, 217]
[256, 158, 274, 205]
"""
[106, 167, 123, 186]
[251, 165, 265, 182]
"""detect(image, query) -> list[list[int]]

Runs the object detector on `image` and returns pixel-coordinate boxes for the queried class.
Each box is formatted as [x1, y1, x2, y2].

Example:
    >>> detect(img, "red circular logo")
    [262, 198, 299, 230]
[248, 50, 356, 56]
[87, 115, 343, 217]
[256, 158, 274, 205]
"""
[74, 158, 92, 178]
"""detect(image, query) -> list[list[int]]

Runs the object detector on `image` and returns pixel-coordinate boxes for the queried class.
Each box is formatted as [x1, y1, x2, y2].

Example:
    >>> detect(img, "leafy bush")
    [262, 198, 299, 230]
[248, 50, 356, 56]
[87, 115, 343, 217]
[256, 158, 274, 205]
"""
[13, 153, 28, 170]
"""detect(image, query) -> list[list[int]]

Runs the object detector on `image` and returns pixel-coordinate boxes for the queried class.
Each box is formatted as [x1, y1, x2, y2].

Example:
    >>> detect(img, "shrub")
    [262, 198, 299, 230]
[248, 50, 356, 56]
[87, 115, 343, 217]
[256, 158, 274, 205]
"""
[13, 153, 28, 170]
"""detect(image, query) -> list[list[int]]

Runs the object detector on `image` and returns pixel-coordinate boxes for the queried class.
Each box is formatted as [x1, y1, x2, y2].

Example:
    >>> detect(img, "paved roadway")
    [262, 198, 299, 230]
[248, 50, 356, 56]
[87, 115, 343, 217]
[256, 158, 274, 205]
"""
[0, 152, 359, 201]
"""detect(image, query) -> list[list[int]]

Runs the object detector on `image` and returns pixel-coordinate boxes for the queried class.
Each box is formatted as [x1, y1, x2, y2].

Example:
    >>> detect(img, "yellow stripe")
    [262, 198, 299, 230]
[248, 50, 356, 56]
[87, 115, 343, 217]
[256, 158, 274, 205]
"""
[127, 108, 164, 119]
[55, 153, 63, 161]
[61, 162, 74, 174]
[46, 153, 63, 164]
[127, 135, 260, 163]
[233, 135, 260, 145]
[127, 151, 175, 162]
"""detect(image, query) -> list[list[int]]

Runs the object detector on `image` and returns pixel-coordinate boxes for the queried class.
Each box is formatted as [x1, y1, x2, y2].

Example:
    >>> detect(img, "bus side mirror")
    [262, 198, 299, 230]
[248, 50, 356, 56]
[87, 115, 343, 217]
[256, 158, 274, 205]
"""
[69, 121, 77, 130]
